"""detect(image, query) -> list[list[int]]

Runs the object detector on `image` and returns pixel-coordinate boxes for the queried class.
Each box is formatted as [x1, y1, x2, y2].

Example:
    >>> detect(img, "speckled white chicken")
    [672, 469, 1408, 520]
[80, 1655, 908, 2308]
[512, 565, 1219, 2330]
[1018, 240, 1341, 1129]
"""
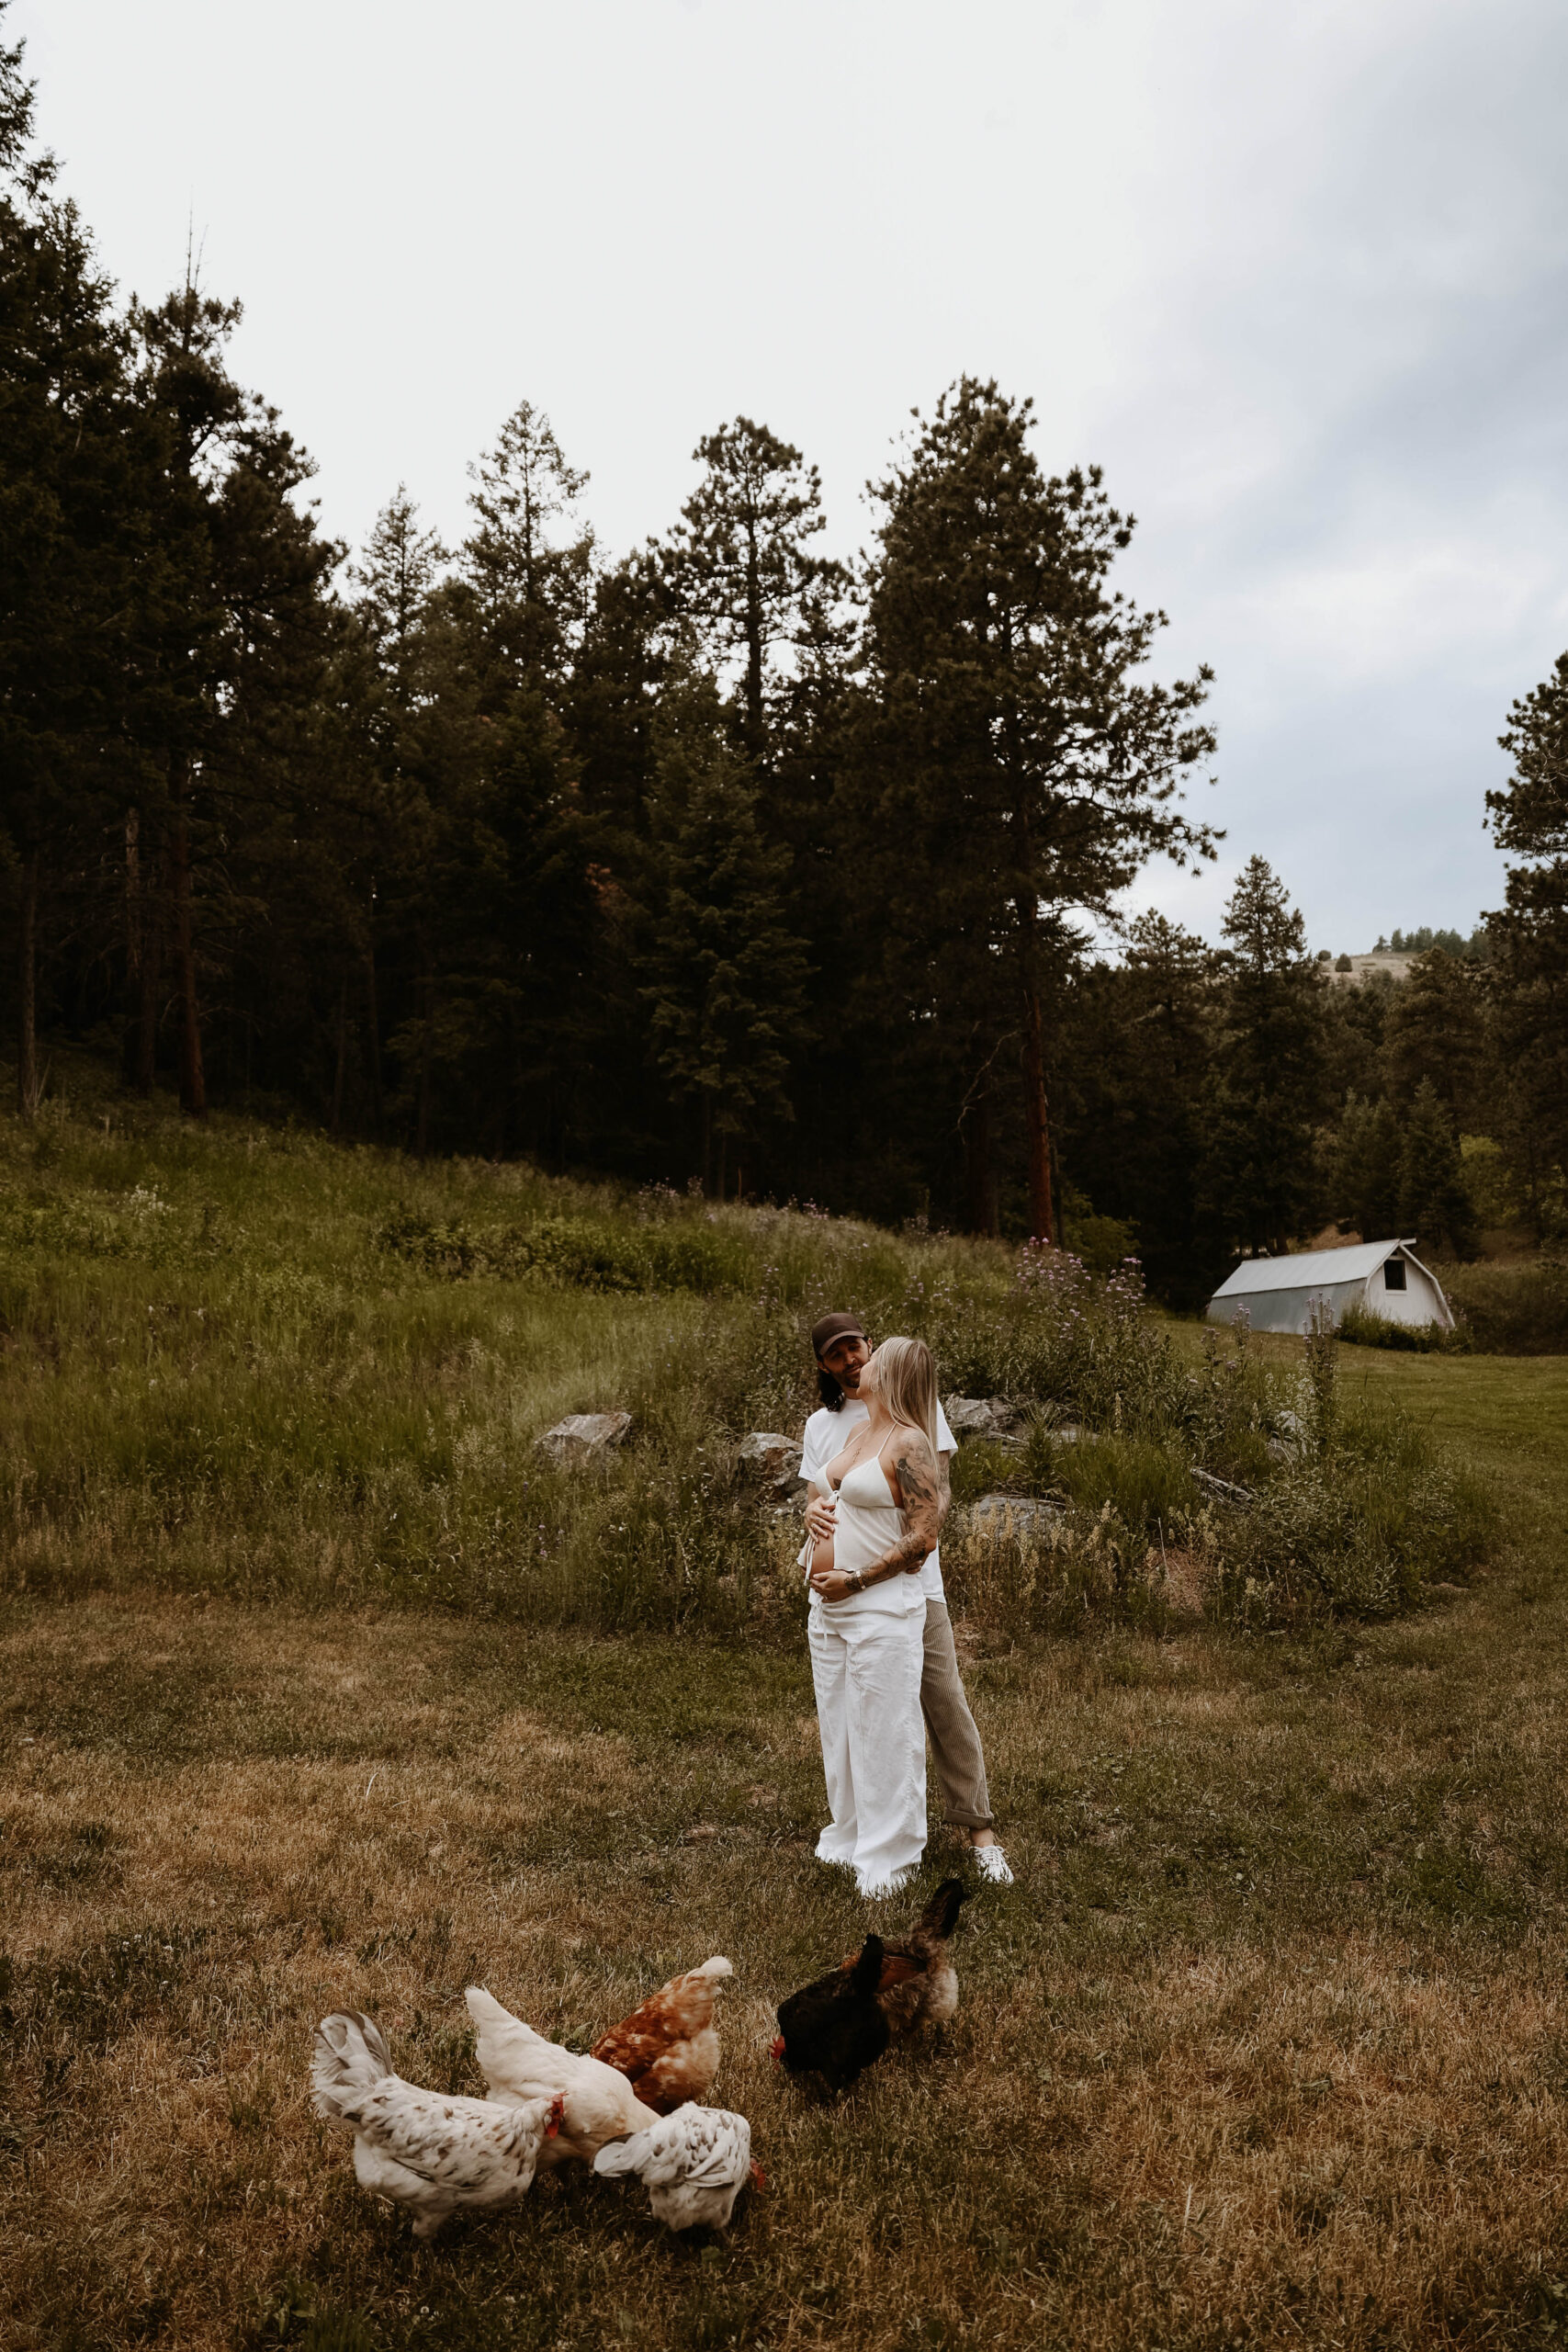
[311, 2010, 561, 2238]
[466, 1984, 660, 2165]
[592, 2101, 760, 2231]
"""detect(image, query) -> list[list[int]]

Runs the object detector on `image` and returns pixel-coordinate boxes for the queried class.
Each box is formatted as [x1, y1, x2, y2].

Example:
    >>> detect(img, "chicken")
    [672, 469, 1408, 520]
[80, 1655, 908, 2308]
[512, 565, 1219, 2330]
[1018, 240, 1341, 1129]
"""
[591, 1955, 733, 2115]
[466, 1985, 660, 2165]
[852, 1876, 967, 2035]
[592, 2101, 761, 2231]
[310, 2009, 561, 2239]
[772, 1933, 890, 2093]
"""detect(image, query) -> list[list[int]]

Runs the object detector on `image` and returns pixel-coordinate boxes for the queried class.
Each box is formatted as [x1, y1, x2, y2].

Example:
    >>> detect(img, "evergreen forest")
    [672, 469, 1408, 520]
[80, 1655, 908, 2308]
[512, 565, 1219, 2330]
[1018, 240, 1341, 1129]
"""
[4, 12, 1565, 1309]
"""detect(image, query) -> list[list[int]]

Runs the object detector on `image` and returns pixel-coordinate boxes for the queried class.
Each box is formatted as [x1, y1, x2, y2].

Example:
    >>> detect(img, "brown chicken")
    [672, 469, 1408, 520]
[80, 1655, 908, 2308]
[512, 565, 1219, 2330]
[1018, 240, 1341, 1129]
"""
[844, 1878, 966, 2035]
[591, 1955, 733, 2114]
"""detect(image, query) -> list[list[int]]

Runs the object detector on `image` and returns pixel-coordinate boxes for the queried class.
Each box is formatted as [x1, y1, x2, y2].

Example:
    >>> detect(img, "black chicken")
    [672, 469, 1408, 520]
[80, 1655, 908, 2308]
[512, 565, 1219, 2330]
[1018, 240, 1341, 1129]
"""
[773, 1934, 890, 2093]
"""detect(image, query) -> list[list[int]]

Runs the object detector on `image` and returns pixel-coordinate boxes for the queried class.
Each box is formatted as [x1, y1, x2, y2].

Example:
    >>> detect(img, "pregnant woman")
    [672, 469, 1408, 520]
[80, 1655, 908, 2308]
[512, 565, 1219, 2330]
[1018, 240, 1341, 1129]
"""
[805, 1336, 947, 1898]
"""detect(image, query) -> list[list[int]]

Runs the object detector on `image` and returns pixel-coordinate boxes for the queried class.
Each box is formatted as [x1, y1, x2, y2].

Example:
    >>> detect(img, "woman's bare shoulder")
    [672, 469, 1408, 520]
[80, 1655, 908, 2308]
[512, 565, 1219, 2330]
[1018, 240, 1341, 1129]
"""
[888, 1424, 944, 1498]
[890, 1422, 936, 1461]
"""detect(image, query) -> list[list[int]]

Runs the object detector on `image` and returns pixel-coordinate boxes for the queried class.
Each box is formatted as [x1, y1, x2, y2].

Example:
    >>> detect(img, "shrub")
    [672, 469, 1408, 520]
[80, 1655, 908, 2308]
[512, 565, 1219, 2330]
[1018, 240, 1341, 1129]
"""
[1444, 1254, 1568, 1355]
[372, 1206, 750, 1295]
[1210, 1427, 1493, 1626]
[1337, 1299, 1461, 1353]
[944, 1497, 1175, 1637]
[923, 1244, 1188, 1434]
[1175, 1317, 1294, 1485]
[1203, 1344, 1495, 1628]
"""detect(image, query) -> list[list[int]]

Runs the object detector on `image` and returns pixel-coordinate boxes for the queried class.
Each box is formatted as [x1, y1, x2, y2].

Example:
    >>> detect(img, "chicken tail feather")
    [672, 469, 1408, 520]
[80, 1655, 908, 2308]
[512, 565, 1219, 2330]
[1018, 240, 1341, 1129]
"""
[849, 1934, 886, 1995]
[918, 1878, 967, 1941]
[592, 2131, 648, 2178]
[311, 2010, 391, 2121]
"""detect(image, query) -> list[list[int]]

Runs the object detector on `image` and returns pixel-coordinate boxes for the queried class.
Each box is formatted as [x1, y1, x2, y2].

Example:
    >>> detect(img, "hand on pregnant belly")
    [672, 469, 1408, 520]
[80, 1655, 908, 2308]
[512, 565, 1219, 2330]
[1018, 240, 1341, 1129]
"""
[809, 1563, 860, 1603]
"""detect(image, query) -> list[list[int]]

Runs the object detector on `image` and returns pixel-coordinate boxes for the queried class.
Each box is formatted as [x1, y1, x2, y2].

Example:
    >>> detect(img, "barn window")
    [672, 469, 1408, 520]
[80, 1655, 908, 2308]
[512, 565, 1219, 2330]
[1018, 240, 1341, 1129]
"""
[1383, 1260, 1406, 1292]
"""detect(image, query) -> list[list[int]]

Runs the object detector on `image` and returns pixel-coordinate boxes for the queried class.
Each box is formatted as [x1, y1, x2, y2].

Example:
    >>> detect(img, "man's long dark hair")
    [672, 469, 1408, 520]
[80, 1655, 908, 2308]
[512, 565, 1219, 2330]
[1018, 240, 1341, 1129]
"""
[818, 1368, 846, 1412]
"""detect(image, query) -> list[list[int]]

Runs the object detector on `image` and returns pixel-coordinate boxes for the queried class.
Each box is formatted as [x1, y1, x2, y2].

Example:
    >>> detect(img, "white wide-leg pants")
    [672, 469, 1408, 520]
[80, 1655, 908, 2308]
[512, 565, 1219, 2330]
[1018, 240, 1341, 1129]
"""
[808, 1602, 927, 1895]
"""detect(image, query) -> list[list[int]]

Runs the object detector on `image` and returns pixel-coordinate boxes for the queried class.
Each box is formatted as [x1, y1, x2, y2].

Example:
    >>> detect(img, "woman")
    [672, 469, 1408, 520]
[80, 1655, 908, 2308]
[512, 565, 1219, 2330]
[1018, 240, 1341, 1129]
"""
[805, 1336, 946, 1897]
[802, 1312, 1012, 1883]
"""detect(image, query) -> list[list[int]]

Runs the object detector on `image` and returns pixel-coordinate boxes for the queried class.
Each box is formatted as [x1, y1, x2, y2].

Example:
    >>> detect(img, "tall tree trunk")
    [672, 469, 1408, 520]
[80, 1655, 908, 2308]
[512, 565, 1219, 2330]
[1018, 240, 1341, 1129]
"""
[744, 516, 763, 752]
[169, 779, 205, 1115]
[964, 1082, 998, 1236]
[331, 972, 349, 1133]
[122, 808, 142, 1084]
[415, 955, 433, 1157]
[134, 854, 164, 1097]
[1022, 978, 1056, 1245]
[364, 910, 383, 1132]
[16, 851, 39, 1122]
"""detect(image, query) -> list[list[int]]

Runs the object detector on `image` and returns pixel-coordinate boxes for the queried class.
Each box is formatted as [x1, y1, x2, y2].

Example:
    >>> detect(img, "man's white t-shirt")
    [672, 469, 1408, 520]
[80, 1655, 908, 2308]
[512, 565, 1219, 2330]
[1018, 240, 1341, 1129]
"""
[799, 1398, 958, 1602]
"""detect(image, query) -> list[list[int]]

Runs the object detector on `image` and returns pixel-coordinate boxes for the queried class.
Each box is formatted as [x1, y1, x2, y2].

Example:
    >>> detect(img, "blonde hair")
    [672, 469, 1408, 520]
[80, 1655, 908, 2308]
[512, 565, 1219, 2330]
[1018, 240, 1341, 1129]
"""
[871, 1336, 939, 1458]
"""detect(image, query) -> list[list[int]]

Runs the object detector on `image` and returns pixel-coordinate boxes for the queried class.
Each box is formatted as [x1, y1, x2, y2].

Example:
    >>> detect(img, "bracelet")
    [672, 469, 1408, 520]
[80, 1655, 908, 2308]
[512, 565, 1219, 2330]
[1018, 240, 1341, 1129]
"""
[848, 1567, 865, 1592]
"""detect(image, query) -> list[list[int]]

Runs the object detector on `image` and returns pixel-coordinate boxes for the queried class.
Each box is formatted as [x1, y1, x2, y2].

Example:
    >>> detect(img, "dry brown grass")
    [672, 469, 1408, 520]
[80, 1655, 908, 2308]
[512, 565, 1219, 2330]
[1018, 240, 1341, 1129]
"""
[7, 1538, 1568, 2352]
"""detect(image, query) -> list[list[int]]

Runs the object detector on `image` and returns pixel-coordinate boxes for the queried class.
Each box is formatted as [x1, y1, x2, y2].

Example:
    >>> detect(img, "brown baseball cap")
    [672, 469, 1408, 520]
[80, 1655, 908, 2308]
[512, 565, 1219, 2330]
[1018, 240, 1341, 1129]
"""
[811, 1310, 867, 1359]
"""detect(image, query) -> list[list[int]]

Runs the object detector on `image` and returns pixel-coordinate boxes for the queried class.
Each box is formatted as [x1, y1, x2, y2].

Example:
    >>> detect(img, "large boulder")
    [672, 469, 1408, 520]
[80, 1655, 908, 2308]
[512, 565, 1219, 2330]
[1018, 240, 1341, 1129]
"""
[943, 1395, 1018, 1438]
[536, 1410, 633, 1466]
[964, 1493, 1064, 1540]
[738, 1432, 806, 1495]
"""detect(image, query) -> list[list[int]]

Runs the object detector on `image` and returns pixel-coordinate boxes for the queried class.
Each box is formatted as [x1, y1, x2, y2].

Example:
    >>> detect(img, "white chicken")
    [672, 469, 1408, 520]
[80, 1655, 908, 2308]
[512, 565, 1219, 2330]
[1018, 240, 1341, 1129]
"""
[466, 1984, 660, 2166]
[310, 2010, 562, 2238]
[592, 2101, 760, 2232]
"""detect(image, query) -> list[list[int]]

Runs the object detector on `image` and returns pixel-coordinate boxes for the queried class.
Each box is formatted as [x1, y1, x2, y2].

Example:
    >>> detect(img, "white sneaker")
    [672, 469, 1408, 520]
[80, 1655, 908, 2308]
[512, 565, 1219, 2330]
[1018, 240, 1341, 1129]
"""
[975, 1844, 1014, 1885]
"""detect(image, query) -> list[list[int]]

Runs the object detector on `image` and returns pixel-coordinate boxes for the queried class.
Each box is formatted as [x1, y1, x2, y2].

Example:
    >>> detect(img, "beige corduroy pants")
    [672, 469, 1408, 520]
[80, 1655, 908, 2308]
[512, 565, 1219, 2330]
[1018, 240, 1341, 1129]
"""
[920, 1599, 994, 1831]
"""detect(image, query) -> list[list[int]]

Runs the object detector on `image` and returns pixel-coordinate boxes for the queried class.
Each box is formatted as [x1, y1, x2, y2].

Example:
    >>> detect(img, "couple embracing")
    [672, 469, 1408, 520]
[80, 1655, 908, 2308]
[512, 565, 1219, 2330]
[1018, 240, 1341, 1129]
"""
[797, 1312, 1012, 1898]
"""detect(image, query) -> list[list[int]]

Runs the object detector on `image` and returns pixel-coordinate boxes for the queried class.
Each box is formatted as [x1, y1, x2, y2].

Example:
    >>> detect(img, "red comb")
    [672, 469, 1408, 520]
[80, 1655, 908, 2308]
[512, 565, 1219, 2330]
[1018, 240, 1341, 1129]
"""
[546, 2093, 564, 2138]
[750, 2158, 767, 2188]
[770, 2034, 785, 2064]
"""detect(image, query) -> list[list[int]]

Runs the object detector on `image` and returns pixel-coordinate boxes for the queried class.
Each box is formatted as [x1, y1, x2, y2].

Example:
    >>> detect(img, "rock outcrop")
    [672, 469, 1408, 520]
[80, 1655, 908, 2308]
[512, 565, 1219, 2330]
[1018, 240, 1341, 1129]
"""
[536, 1411, 633, 1465]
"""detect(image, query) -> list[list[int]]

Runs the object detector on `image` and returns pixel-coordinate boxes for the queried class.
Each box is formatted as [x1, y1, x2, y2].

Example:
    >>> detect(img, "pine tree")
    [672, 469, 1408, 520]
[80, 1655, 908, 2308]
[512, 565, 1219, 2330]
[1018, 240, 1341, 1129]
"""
[126, 278, 341, 1114]
[849, 379, 1216, 1237]
[1200, 857, 1329, 1255]
[463, 399, 592, 689]
[1487, 650, 1568, 1229]
[1060, 912, 1221, 1300]
[0, 10, 137, 1116]
[665, 418, 840, 757]
[1327, 1094, 1403, 1241]
[1398, 1079, 1477, 1257]
[1382, 945, 1485, 1120]
[634, 672, 810, 1193]
[354, 487, 447, 711]
[568, 549, 674, 837]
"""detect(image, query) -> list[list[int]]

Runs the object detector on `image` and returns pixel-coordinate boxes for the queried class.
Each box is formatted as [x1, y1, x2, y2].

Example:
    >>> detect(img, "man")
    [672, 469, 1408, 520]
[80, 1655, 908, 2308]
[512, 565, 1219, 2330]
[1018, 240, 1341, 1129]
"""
[800, 1311, 1013, 1884]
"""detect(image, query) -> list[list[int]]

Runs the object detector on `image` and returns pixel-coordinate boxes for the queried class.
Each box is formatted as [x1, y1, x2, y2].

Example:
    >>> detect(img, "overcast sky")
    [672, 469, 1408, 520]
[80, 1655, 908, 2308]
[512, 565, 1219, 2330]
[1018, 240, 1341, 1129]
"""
[16, 0, 1568, 954]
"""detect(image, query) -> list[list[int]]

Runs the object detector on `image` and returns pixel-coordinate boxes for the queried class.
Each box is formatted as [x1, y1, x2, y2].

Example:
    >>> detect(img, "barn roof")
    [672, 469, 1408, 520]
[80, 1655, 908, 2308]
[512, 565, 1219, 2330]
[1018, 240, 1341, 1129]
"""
[1211, 1238, 1416, 1298]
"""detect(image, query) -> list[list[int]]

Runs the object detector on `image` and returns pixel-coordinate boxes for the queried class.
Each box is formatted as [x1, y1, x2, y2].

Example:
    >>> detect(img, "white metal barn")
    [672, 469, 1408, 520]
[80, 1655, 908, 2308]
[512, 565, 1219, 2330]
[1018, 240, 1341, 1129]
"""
[1205, 1238, 1454, 1336]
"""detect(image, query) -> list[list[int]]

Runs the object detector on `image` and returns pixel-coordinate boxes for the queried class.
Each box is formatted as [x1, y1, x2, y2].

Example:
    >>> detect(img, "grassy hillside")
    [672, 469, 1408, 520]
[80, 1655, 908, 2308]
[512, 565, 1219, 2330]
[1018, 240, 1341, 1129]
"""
[0, 1080, 978, 1624]
[0, 1077, 1491, 1635]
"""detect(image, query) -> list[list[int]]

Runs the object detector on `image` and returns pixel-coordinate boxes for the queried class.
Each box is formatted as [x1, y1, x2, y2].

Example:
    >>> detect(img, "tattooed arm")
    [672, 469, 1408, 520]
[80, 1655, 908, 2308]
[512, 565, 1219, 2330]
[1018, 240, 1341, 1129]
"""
[867, 1430, 949, 1582]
